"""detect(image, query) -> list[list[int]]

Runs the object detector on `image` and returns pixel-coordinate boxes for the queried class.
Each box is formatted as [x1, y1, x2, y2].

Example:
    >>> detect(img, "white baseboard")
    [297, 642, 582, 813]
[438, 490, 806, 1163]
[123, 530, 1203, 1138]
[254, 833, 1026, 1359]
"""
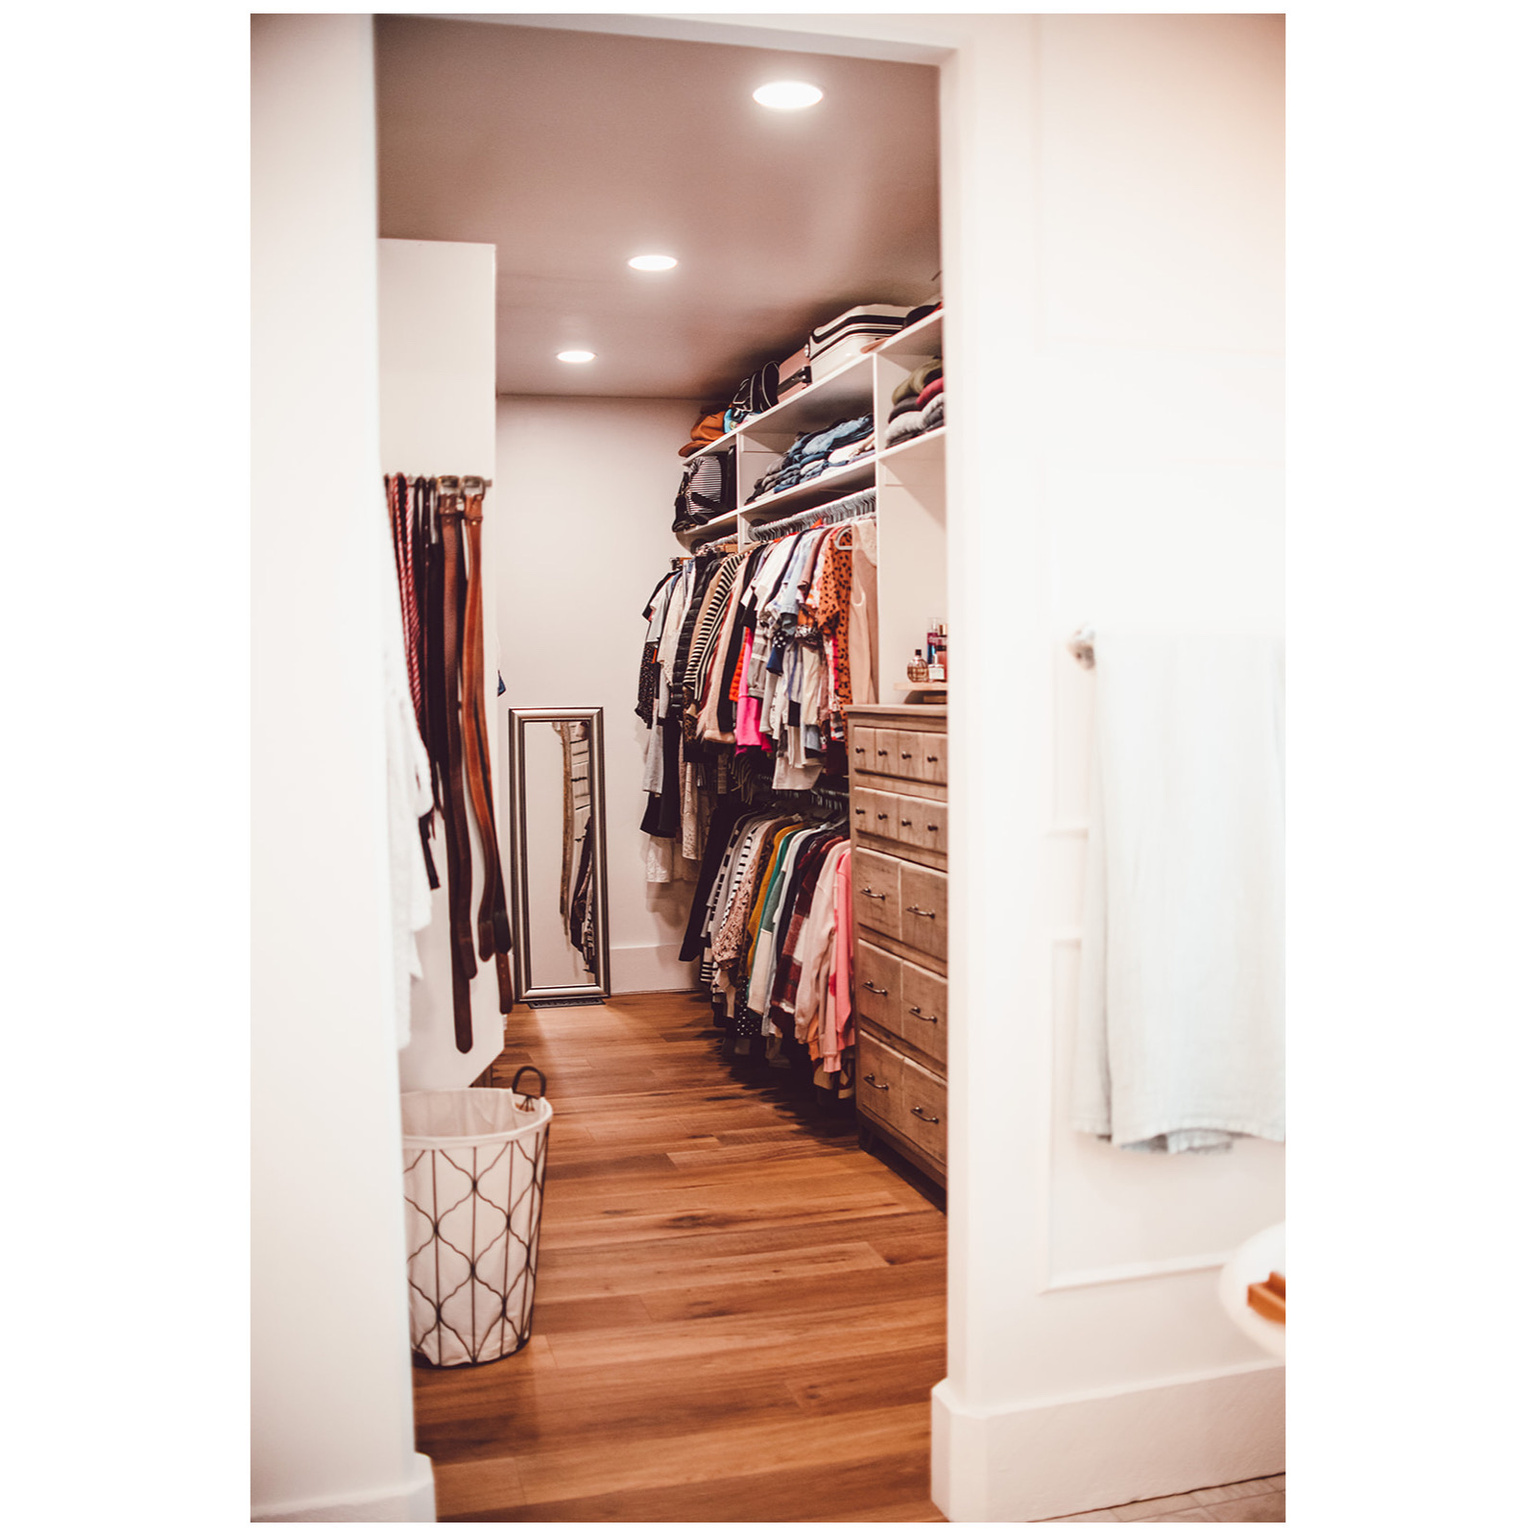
[253, 1452, 436, 1522]
[610, 941, 697, 994]
[932, 1362, 1284, 1521]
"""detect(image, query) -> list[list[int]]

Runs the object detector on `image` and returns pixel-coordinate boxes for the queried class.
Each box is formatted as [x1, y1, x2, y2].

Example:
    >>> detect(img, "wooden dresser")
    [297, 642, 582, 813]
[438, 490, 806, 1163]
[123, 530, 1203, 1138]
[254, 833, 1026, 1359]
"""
[846, 703, 947, 1189]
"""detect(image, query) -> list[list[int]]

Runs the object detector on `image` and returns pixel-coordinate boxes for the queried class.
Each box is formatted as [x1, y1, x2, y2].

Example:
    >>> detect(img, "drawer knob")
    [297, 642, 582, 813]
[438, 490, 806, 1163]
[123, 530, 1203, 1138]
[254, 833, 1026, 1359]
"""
[859, 887, 887, 901]
[910, 1106, 941, 1124]
[900, 818, 912, 827]
[862, 981, 888, 995]
[877, 749, 889, 757]
[926, 755, 938, 763]
[855, 747, 865, 755]
[900, 752, 912, 759]
[876, 812, 888, 820]
[854, 808, 866, 816]
[862, 1074, 890, 1092]
[909, 1007, 939, 1023]
[927, 824, 939, 832]
[906, 906, 937, 919]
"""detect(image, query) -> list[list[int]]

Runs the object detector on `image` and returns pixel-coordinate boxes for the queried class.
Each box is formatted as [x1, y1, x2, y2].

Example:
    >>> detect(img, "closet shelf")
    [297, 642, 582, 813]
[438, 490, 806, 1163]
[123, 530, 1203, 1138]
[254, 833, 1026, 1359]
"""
[873, 306, 943, 362]
[877, 423, 946, 466]
[677, 507, 741, 549]
[741, 456, 878, 522]
[680, 353, 875, 465]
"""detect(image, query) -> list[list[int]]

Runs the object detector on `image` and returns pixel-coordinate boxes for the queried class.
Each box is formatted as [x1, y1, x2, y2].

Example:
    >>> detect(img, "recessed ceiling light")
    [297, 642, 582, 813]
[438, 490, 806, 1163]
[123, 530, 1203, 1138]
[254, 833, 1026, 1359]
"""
[628, 254, 678, 272]
[752, 80, 823, 111]
[556, 349, 595, 364]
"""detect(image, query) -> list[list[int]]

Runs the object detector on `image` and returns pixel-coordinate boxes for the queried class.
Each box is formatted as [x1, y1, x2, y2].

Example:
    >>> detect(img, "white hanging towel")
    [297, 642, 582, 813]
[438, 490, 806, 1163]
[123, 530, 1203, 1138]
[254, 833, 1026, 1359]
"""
[1073, 633, 1285, 1153]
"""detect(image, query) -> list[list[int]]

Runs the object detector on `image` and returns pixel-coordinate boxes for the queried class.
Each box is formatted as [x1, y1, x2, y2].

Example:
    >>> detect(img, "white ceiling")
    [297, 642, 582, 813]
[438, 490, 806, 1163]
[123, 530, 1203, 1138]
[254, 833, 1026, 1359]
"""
[374, 16, 940, 401]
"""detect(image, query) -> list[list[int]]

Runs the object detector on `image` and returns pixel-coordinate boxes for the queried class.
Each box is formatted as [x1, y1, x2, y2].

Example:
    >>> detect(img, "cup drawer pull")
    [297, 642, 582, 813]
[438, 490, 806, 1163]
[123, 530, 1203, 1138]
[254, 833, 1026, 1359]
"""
[910, 1106, 941, 1124]
[906, 905, 937, 919]
[908, 1007, 939, 1023]
[862, 981, 888, 995]
[859, 887, 887, 901]
[862, 1074, 890, 1092]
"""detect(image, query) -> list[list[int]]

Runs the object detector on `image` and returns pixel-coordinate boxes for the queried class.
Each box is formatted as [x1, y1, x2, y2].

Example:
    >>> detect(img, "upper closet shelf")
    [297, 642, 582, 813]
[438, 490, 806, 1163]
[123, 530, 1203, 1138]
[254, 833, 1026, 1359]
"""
[874, 306, 943, 363]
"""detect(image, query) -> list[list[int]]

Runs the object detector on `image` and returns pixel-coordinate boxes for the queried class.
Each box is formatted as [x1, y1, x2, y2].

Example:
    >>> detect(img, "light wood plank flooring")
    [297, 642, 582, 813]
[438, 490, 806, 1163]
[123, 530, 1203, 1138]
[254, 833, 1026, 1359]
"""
[412, 990, 948, 1522]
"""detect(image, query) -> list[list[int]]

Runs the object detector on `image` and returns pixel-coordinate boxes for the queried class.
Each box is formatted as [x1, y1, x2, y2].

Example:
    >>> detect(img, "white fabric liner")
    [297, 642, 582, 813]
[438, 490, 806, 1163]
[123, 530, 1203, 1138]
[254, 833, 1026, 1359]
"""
[402, 1087, 553, 1367]
[401, 1087, 551, 1147]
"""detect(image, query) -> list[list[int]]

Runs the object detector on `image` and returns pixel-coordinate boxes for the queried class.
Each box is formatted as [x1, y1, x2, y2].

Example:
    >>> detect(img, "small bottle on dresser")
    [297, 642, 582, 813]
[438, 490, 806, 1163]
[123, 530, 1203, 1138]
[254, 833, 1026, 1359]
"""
[926, 617, 946, 683]
[907, 648, 929, 683]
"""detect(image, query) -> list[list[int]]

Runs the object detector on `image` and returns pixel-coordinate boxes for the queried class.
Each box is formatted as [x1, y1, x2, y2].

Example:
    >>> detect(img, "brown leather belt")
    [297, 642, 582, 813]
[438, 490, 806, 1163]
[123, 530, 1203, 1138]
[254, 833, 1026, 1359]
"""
[459, 480, 516, 1013]
[435, 478, 479, 1051]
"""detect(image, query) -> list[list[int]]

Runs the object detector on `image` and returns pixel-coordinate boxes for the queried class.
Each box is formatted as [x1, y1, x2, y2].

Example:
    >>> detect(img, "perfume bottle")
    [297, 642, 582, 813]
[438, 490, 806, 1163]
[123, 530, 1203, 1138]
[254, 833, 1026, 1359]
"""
[907, 648, 929, 683]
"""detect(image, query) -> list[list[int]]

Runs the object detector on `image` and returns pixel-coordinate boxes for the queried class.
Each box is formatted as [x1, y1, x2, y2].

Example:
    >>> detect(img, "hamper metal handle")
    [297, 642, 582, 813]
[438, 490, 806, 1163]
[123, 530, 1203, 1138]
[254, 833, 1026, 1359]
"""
[511, 1065, 546, 1100]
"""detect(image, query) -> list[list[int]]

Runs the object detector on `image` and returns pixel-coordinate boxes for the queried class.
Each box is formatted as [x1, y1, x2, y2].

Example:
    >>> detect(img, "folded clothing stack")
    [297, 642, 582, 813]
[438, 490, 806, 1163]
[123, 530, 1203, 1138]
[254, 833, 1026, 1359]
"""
[885, 356, 944, 448]
[748, 414, 874, 503]
[681, 409, 727, 458]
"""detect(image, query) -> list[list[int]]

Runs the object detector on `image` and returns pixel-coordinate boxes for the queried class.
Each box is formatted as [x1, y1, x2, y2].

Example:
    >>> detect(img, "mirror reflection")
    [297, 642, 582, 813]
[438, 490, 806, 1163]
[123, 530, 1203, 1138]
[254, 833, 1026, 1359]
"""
[508, 707, 610, 1002]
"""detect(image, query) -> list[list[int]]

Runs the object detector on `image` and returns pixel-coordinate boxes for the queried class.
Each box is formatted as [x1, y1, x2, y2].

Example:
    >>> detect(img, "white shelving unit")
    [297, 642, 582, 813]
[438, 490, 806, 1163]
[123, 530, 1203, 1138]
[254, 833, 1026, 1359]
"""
[677, 310, 947, 707]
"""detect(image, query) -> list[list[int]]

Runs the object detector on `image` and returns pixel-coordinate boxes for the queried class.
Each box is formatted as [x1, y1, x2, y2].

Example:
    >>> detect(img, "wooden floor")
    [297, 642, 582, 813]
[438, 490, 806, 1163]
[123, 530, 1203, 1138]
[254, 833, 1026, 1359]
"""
[413, 990, 949, 1522]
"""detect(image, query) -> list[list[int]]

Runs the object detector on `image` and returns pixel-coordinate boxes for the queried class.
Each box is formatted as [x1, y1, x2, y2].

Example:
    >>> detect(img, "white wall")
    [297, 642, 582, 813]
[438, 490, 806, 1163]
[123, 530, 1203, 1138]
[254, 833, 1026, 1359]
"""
[654, 11, 1286, 1521]
[495, 396, 706, 993]
[251, 15, 432, 1522]
[378, 237, 506, 1090]
[939, 14, 1286, 1520]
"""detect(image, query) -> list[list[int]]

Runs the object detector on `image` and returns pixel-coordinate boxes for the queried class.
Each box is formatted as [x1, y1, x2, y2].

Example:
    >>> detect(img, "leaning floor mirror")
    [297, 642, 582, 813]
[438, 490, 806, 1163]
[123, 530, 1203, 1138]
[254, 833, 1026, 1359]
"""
[506, 706, 611, 1004]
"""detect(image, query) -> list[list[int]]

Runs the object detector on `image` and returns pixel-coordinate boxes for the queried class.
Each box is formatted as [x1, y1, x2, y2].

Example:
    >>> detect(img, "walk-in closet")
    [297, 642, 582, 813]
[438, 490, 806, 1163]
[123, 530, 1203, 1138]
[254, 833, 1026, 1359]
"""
[253, 13, 1287, 1524]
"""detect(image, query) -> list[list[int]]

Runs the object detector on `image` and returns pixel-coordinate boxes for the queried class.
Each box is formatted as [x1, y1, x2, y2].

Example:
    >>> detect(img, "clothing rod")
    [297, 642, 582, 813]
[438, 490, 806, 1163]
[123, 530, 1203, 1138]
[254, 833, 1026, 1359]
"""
[383, 473, 493, 492]
[745, 489, 876, 543]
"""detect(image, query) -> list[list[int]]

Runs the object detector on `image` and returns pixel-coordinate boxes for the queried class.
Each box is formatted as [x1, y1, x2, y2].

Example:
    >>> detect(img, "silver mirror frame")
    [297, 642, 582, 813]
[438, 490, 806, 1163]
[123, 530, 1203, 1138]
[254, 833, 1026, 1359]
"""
[506, 706, 611, 1004]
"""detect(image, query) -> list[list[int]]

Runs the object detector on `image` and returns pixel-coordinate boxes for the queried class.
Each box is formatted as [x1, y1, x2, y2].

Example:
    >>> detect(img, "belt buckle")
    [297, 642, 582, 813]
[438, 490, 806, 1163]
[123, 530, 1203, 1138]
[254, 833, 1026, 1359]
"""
[462, 474, 490, 497]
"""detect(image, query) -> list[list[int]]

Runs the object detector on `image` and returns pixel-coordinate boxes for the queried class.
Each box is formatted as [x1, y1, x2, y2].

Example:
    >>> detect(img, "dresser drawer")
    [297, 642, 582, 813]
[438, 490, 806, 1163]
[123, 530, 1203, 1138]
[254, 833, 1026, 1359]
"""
[899, 959, 947, 1064]
[900, 864, 948, 961]
[891, 794, 946, 856]
[852, 849, 903, 940]
[873, 729, 903, 776]
[856, 1034, 904, 1129]
[850, 726, 878, 777]
[854, 940, 901, 1030]
[897, 1056, 947, 1162]
[851, 786, 900, 841]
[915, 734, 947, 784]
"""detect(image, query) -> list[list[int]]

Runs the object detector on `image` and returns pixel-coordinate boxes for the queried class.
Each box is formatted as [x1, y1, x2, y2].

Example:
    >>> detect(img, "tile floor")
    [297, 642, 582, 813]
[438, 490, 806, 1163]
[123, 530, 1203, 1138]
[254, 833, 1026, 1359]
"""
[1042, 1474, 1285, 1522]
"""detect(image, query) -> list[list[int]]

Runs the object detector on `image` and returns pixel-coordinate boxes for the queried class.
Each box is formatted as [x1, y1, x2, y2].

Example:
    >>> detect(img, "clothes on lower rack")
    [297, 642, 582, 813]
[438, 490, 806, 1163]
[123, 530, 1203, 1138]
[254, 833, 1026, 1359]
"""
[682, 804, 856, 1088]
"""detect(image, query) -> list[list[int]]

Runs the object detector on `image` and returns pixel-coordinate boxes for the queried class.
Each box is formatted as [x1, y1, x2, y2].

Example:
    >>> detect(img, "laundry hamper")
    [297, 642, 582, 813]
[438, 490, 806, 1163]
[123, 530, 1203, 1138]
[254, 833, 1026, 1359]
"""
[401, 1067, 551, 1367]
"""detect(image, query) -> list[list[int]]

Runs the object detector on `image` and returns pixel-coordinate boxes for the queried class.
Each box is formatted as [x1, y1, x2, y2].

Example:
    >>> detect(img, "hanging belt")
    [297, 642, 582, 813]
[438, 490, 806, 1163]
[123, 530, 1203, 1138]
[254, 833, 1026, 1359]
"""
[387, 475, 438, 890]
[435, 478, 478, 1051]
[459, 479, 516, 1013]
